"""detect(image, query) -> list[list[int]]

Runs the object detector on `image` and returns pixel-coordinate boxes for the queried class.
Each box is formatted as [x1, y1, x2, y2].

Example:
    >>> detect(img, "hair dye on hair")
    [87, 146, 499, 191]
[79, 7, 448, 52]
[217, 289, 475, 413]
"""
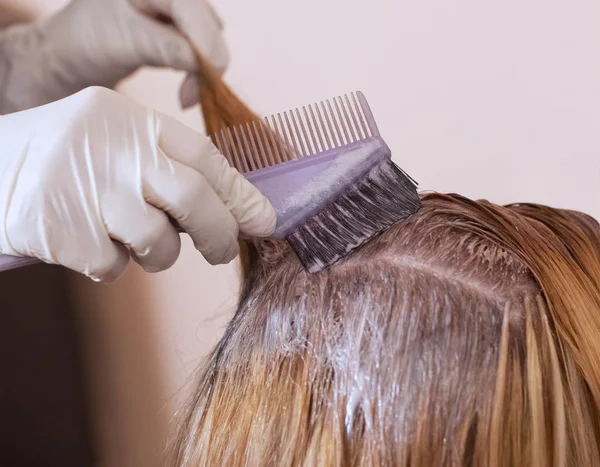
[171, 191, 600, 466]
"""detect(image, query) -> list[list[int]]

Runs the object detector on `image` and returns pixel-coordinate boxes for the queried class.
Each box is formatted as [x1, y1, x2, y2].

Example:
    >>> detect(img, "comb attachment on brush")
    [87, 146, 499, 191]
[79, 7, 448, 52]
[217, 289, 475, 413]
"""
[213, 92, 378, 169]
[211, 91, 420, 272]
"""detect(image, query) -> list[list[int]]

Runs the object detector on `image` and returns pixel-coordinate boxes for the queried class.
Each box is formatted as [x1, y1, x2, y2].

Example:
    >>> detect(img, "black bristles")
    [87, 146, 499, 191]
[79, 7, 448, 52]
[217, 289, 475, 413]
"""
[286, 159, 421, 273]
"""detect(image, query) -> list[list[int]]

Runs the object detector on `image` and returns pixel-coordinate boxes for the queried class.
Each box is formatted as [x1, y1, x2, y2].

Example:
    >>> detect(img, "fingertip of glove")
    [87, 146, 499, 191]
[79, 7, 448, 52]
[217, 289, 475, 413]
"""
[240, 198, 278, 239]
[209, 37, 229, 75]
[199, 233, 240, 265]
[259, 204, 278, 237]
[179, 73, 200, 109]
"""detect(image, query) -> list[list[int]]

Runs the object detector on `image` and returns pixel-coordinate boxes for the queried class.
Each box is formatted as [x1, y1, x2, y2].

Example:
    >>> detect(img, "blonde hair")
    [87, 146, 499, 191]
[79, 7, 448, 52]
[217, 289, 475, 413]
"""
[171, 192, 600, 466]
[181, 55, 600, 465]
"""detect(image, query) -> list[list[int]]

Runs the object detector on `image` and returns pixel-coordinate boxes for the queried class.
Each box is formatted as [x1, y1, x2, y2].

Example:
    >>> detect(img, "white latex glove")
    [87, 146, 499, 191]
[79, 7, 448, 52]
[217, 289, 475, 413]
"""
[0, 0, 227, 114]
[0, 87, 276, 281]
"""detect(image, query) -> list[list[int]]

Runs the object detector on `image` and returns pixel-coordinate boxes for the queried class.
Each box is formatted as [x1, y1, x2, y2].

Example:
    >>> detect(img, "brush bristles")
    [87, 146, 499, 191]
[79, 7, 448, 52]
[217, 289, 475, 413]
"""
[286, 159, 420, 273]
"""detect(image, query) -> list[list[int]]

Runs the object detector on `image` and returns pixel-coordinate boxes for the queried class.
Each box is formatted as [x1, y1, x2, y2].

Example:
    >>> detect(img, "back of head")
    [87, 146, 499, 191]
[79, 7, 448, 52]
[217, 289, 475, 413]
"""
[173, 193, 600, 466]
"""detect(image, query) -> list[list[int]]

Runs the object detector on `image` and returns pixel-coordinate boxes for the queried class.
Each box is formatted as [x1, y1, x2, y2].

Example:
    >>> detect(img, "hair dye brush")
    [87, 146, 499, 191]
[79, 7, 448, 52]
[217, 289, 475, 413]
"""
[0, 92, 420, 274]
[210, 91, 421, 272]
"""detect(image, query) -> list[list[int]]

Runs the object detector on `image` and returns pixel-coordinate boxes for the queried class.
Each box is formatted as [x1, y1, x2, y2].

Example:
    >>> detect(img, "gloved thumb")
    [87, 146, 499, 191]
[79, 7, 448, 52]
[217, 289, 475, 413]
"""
[178, 52, 228, 109]
[180, 73, 201, 109]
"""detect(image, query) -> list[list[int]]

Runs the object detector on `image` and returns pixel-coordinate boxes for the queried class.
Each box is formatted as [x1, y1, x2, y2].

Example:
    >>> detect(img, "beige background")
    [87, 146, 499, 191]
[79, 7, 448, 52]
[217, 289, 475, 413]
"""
[2, 0, 599, 465]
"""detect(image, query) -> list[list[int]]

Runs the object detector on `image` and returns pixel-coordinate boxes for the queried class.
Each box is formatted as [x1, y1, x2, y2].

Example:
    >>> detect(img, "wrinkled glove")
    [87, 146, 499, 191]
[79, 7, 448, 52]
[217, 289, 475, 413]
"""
[0, 0, 227, 114]
[0, 87, 276, 281]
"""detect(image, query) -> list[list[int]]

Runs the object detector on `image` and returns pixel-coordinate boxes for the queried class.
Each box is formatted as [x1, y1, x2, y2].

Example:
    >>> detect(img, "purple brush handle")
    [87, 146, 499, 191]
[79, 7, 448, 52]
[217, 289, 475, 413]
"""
[246, 137, 389, 239]
[0, 254, 41, 272]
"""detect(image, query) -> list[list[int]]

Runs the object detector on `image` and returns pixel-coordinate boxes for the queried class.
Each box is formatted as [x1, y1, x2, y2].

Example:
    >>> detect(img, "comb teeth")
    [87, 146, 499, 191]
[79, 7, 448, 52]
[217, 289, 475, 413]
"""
[212, 92, 378, 173]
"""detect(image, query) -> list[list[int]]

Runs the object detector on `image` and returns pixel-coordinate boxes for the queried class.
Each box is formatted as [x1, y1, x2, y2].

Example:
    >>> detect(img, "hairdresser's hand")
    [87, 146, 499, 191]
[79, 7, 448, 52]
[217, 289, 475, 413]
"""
[0, 0, 227, 114]
[0, 87, 276, 281]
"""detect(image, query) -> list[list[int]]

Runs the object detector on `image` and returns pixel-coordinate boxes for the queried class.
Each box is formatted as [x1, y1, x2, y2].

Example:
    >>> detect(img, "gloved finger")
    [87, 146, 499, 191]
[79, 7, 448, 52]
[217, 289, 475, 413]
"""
[101, 191, 181, 273]
[187, 1, 227, 73]
[77, 240, 130, 283]
[129, 12, 198, 72]
[205, 1, 224, 30]
[155, 113, 277, 237]
[133, 0, 229, 73]
[143, 157, 240, 265]
[134, 0, 224, 30]
[179, 73, 200, 109]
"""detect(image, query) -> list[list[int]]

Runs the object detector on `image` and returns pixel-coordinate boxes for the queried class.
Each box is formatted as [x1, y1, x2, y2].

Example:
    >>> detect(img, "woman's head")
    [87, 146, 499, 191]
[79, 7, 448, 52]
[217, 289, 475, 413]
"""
[174, 193, 600, 466]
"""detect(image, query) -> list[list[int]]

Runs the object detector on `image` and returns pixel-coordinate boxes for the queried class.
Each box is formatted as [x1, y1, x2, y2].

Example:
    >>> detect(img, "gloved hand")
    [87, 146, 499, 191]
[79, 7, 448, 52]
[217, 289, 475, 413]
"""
[0, 87, 276, 281]
[0, 0, 226, 114]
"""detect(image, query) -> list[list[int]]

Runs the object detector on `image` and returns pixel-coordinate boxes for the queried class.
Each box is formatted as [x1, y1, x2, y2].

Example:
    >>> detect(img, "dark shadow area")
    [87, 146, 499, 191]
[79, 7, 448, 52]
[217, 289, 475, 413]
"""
[0, 263, 95, 467]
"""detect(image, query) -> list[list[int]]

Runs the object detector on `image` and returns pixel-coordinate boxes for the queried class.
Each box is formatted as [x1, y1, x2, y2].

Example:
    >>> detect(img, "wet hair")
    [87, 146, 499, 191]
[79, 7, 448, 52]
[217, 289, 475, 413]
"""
[171, 192, 600, 466]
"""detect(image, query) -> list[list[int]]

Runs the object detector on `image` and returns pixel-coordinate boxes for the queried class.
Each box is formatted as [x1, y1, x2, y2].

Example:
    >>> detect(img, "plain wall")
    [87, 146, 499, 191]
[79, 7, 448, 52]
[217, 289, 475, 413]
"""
[2, 0, 599, 465]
